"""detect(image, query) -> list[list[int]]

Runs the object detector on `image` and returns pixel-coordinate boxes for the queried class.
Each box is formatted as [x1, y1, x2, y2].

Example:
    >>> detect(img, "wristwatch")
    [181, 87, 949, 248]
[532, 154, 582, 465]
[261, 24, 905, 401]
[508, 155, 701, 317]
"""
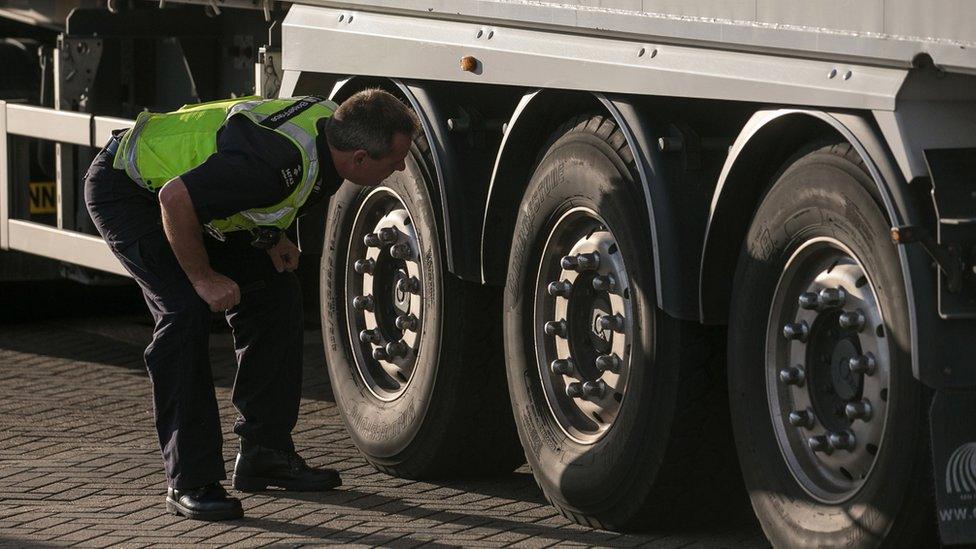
[250, 226, 283, 250]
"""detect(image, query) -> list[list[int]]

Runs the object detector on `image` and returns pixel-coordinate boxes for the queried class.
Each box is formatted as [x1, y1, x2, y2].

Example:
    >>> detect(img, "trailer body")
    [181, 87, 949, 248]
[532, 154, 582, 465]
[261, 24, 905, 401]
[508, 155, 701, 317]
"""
[2, 0, 975, 544]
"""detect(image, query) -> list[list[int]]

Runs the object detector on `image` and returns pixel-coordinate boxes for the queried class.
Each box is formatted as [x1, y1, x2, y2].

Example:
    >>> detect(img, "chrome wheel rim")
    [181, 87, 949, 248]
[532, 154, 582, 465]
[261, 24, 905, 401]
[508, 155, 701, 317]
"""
[766, 237, 891, 503]
[346, 187, 425, 401]
[533, 207, 634, 444]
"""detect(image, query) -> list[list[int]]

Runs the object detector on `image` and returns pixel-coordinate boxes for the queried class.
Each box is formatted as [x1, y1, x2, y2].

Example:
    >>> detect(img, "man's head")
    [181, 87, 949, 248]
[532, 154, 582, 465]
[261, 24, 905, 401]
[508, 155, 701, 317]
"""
[323, 89, 421, 187]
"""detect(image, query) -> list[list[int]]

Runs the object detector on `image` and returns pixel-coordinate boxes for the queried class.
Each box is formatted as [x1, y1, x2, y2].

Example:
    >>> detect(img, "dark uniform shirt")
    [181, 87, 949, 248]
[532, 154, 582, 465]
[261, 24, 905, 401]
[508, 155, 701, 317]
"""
[181, 113, 340, 225]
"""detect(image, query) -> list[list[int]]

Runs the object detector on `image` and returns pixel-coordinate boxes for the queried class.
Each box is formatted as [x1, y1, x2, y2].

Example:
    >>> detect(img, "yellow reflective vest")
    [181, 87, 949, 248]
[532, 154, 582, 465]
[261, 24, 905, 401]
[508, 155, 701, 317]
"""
[113, 95, 336, 235]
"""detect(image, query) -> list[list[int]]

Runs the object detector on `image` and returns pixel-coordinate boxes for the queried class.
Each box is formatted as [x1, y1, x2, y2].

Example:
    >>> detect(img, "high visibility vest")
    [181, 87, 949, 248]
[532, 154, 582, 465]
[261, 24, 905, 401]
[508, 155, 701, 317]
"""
[113, 95, 336, 235]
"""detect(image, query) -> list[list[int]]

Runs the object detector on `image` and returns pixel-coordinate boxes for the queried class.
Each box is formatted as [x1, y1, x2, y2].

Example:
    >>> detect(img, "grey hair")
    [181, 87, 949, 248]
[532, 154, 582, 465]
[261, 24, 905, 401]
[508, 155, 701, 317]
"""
[323, 88, 421, 158]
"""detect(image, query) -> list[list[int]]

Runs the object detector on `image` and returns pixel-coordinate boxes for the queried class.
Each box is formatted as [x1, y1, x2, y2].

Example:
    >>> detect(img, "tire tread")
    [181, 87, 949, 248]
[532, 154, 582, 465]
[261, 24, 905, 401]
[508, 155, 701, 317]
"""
[362, 133, 522, 479]
[518, 114, 747, 531]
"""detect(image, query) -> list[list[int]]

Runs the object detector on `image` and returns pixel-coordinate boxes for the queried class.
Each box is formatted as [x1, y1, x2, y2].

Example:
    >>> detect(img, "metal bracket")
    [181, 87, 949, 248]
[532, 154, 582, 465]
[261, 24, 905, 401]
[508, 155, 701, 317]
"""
[657, 123, 730, 172]
[256, 46, 281, 98]
[920, 148, 976, 318]
[56, 36, 102, 111]
[891, 225, 966, 294]
[446, 107, 504, 150]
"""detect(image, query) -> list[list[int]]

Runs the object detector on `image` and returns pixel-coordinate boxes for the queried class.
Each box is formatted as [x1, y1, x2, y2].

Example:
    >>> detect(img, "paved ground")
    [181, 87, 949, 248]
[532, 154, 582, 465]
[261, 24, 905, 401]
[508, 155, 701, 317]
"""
[0, 280, 765, 547]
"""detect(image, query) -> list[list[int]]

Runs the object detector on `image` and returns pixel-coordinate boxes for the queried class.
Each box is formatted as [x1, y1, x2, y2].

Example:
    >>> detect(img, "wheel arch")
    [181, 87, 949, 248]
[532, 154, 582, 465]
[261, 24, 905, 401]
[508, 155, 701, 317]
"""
[698, 108, 932, 379]
[480, 89, 600, 286]
[293, 74, 455, 276]
[481, 89, 699, 320]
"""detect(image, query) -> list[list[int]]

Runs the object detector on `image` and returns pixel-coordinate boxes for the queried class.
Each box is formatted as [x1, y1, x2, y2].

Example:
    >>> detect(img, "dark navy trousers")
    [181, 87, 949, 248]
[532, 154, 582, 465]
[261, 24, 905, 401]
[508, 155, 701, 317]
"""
[83, 145, 304, 490]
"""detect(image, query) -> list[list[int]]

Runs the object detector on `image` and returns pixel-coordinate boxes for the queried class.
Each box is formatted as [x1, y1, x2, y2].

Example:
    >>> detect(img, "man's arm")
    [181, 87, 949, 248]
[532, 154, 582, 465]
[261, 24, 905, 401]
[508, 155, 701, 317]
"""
[158, 177, 240, 312]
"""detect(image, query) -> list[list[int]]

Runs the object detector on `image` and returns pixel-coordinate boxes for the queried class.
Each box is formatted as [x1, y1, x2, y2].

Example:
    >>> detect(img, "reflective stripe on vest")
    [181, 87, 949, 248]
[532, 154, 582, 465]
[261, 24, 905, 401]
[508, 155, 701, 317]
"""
[208, 97, 335, 233]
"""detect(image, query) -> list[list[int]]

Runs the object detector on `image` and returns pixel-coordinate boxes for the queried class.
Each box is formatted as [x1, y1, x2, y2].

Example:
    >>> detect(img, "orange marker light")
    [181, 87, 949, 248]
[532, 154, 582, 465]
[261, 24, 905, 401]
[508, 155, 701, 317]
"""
[460, 56, 478, 72]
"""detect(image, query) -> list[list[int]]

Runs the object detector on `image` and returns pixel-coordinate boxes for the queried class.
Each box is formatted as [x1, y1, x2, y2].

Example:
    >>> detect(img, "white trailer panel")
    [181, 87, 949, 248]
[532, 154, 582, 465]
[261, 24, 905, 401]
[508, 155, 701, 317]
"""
[297, 0, 976, 75]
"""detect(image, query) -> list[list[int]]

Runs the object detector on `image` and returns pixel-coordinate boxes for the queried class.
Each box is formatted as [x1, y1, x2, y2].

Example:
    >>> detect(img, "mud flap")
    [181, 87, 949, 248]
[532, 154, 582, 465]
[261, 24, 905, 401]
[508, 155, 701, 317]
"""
[931, 390, 976, 545]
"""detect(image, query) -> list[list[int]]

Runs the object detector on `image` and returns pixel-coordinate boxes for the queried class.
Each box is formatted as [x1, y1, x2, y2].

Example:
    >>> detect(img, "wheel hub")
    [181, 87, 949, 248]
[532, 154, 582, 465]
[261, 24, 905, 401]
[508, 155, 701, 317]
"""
[346, 189, 425, 401]
[534, 208, 634, 444]
[827, 338, 861, 402]
[767, 238, 890, 503]
[589, 302, 614, 348]
[392, 269, 412, 312]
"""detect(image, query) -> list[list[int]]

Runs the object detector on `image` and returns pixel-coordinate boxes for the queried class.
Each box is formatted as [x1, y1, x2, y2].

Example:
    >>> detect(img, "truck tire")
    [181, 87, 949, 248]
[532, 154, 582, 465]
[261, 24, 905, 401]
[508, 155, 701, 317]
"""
[728, 142, 937, 546]
[504, 115, 742, 530]
[320, 138, 523, 478]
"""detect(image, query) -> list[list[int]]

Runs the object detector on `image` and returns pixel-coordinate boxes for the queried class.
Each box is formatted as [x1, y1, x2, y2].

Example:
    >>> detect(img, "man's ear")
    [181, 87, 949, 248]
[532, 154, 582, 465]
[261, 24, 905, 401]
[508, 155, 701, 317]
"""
[353, 150, 368, 165]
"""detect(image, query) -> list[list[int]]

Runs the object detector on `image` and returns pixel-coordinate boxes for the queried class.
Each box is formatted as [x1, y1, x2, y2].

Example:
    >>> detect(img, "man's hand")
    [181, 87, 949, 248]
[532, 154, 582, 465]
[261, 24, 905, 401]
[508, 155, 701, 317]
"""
[268, 235, 300, 273]
[192, 272, 241, 312]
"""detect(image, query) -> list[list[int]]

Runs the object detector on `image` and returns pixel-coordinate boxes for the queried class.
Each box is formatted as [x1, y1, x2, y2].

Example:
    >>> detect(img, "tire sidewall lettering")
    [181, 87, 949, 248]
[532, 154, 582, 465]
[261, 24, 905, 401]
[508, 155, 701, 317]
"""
[507, 160, 565, 307]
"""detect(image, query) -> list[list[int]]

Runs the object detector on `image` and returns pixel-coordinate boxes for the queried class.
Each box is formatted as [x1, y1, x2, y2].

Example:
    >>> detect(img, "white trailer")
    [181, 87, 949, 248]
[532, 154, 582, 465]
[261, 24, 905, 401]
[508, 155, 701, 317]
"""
[2, 1, 975, 545]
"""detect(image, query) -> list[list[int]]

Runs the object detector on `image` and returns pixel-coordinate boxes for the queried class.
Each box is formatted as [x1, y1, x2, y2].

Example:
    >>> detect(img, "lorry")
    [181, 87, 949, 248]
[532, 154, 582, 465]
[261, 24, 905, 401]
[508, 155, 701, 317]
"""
[2, 0, 974, 545]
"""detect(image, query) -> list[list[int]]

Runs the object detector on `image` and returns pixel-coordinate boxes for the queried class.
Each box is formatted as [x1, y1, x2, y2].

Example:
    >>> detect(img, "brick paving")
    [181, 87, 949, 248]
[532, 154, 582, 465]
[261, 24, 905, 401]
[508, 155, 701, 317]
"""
[0, 285, 765, 547]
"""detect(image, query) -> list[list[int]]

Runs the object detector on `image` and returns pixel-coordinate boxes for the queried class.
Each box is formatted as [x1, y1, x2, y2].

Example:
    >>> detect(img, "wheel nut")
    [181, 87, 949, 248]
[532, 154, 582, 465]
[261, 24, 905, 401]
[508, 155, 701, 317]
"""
[808, 435, 833, 454]
[372, 347, 389, 361]
[560, 255, 579, 271]
[354, 258, 375, 275]
[396, 276, 420, 295]
[595, 353, 621, 373]
[788, 409, 815, 429]
[818, 287, 847, 308]
[798, 292, 820, 310]
[561, 253, 600, 271]
[390, 243, 413, 260]
[359, 329, 380, 344]
[386, 340, 409, 358]
[783, 321, 809, 342]
[548, 280, 573, 297]
[582, 380, 607, 399]
[577, 252, 601, 271]
[566, 382, 583, 398]
[550, 359, 574, 375]
[364, 232, 382, 248]
[544, 320, 567, 338]
[597, 314, 625, 333]
[847, 353, 877, 375]
[395, 313, 419, 332]
[845, 400, 873, 422]
[592, 275, 617, 292]
[378, 227, 399, 244]
[839, 309, 866, 331]
[828, 430, 856, 451]
[353, 295, 374, 311]
[779, 365, 806, 386]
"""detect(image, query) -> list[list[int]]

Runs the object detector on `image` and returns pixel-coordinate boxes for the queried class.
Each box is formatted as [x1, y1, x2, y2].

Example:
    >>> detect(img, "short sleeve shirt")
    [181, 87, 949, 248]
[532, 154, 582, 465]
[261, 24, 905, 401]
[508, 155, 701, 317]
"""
[180, 113, 340, 225]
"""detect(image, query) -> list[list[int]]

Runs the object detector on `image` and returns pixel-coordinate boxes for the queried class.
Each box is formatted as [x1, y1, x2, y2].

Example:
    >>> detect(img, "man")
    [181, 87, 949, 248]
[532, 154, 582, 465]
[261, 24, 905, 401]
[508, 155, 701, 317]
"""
[84, 89, 420, 521]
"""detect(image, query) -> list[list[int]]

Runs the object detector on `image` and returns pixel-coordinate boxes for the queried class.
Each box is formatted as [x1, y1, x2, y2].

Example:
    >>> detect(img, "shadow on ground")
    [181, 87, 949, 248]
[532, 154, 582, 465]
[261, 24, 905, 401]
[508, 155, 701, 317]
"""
[0, 280, 146, 324]
[0, 280, 335, 403]
[0, 279, 765, 545]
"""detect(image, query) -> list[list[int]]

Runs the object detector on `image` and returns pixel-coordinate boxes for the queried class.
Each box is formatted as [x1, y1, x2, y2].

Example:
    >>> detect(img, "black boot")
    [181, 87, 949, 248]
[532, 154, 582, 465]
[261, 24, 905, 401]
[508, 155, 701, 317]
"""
[232, 442, 341, 492]
[166, 483, 243, 521]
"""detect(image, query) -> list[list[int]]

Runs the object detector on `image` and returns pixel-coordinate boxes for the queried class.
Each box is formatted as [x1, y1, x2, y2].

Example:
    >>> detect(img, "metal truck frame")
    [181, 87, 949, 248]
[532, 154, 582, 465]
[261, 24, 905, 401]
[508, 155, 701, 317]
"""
[2, 1, 974, 545]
